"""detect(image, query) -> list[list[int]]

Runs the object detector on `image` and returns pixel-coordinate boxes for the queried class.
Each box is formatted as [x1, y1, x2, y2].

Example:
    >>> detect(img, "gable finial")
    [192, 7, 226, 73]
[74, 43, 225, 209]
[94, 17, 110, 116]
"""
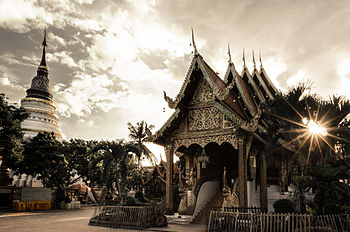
[252, 50, 257, 69]
[227, 43, 232, 64]
[242, 48, 246, 68]
[191, 27, 198, 56]
[39, 28, 47, 67]
[259, 50, 263, 70]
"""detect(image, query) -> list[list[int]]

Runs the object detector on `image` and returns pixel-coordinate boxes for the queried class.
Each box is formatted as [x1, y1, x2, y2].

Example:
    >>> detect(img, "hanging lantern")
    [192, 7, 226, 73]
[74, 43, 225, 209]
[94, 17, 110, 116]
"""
[198, 148, 209, 169]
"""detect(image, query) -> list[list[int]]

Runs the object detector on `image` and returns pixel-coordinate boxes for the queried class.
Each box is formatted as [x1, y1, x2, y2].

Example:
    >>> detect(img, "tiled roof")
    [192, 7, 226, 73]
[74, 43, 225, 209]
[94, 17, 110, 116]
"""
[154, 50, 279, 144]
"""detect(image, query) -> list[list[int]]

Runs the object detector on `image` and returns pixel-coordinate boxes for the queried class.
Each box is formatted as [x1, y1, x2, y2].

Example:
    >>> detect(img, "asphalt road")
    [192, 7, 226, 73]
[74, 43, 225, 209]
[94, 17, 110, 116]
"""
[0, 207, 206, 232]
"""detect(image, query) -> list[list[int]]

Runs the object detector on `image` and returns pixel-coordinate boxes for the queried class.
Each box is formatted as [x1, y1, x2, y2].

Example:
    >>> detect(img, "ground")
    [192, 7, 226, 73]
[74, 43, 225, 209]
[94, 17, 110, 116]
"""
[0, 207, 206, 232]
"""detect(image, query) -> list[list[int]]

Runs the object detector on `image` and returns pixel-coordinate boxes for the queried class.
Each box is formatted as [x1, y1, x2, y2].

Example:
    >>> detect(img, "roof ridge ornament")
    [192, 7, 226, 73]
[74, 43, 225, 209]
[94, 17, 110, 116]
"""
[243, 48, 246, 69]
[252, 50, 257, 70]
[191, 27, 198, 56]
[259, 50, 263, 70]
[228, 43, 232, 64]
[163, 91, 176, 109]
[214, 81, 234, 101]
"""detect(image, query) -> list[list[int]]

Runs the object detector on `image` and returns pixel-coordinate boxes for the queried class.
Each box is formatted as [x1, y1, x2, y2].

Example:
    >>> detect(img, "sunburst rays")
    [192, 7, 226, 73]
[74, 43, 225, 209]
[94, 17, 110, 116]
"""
[269, 96, 348, 167]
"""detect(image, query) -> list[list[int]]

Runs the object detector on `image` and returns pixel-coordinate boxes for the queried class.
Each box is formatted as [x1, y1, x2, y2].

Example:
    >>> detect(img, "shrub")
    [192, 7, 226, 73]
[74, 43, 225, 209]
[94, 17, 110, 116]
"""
[273, 199, 295, 213]
[124, 197, 136, 206]
[135, 191, 148, 202]
[135, 191, 143, 199]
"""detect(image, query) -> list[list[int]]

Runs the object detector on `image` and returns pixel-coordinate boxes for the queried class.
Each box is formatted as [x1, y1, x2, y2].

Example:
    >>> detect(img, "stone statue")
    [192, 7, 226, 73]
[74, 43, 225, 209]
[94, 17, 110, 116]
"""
[222, 167, 233, 208]
[189, 168, 195, 187]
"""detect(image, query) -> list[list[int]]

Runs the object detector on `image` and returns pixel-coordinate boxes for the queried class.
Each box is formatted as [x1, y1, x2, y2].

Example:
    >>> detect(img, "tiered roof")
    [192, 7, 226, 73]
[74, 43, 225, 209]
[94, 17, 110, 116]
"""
[154, 36, 278, 144]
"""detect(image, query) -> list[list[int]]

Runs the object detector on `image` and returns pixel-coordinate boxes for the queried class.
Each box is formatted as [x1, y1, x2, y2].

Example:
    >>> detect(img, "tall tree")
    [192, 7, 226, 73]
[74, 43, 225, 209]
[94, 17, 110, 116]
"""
[261, 83, 319, 169]
[261, 83, 350, 170]
[19, 132, 72, 189]
[127, 121, 156, 164]
[318, 96, 350, 162]
[88, 140, 143, 193]
[0, 93, 28, 185]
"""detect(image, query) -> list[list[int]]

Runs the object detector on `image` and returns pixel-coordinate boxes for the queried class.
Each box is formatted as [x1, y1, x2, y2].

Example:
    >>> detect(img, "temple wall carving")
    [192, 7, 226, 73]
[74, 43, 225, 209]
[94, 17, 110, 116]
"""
[188, 107, 221, 131]
[189, 78, 214, 105]
[170, 76, 240, 151]
[174, 132, 238, 151]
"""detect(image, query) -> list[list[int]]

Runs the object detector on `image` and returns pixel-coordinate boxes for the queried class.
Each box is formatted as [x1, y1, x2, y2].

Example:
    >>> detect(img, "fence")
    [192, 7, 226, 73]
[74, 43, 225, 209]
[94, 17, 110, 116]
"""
[207, 211, 350, 232]
[208, 206, 263, 213]
[89, 205, 155, 229]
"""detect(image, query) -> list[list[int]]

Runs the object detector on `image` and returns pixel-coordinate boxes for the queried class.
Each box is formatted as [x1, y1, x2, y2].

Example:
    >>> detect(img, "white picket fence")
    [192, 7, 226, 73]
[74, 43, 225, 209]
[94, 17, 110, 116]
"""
[207, 211, 350, 232]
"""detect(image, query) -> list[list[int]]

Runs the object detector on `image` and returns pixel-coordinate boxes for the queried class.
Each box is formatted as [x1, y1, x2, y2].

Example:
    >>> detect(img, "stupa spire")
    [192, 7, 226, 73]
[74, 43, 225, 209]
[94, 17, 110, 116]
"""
[39, 29, 47, 67]
[191, 27, 198, 56]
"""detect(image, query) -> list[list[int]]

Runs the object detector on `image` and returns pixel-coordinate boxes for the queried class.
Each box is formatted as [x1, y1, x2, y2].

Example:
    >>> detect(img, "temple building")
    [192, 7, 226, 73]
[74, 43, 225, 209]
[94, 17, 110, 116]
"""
[153, 32, 284, 218]
[12, 30, 62, 187]
[20, 30, 62, 141]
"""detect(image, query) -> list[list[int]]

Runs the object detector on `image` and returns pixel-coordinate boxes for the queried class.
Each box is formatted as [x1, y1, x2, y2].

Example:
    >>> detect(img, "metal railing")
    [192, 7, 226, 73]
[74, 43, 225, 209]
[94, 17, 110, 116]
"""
[207, 211, 350, 232]
[89, 205, 155, 229]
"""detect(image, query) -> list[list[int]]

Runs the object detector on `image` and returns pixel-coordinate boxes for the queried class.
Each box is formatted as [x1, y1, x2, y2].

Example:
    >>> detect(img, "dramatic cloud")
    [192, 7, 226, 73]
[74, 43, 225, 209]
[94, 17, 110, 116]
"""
[1, 0, 350, 144]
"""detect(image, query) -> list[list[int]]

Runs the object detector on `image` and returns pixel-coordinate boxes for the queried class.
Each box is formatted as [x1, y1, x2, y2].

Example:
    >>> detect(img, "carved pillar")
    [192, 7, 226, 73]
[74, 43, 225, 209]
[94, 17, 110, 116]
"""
[194, 156, 201, 179]
[238, 133, 248, 207]
[165, 144, 174, 215]
[185, 155, 190, 179]
[259, 152, 268, 211]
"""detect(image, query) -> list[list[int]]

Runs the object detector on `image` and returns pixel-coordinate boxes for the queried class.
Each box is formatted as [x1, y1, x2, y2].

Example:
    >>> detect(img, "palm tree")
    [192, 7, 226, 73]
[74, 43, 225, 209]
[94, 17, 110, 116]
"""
[261, 83, 319, 169]
[262, 83, 350, 169]
[92, 140, 142, 193]
[127, 121, 157, 165]
[318, 95, 350, 163]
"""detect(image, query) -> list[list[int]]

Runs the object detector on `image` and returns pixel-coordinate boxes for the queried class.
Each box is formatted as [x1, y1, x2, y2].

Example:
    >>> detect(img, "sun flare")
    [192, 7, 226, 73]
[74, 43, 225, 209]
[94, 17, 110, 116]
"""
[303, 118, 327, 136]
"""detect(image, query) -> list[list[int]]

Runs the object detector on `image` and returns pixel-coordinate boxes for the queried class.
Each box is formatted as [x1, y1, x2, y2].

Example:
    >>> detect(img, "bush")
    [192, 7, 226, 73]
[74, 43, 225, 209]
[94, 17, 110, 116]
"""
[124, 197, 136, 206]
[135, 191, 147, 202]
[273, 199, 295, 213]
[135, 191, 143, 199]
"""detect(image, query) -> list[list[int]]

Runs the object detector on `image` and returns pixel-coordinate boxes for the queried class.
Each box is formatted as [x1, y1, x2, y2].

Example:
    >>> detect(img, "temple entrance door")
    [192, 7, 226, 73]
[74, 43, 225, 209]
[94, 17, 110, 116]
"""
[200, 142, 238, 189]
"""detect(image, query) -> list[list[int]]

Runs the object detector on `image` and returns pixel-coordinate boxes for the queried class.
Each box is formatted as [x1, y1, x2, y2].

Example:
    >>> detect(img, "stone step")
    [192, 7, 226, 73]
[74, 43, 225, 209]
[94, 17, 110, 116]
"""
[193, 191, 224, 224]
[166, 214, 193, 225]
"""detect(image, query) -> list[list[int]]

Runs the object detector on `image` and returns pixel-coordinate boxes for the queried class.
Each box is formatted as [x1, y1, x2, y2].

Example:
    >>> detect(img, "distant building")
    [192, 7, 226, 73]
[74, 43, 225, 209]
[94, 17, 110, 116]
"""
[20, 30, 62, 141]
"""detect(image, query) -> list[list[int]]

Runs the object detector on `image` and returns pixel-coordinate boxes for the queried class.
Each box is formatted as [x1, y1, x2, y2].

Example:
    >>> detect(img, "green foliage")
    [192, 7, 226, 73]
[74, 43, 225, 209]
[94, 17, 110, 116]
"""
[273, 199, 296, 213]
[261, 83, 350, 168]
[290, 176, 311, 213]
[306, 160, 350, 214]
[124, 197, 136, 206]
[19, 132, 72, 189]
[127, 121, 156, 164]
[0, 93, 28, 170]
[135, 191, 147, 202]
[135, 190, 143, 199]
[63, 138, 147, 195]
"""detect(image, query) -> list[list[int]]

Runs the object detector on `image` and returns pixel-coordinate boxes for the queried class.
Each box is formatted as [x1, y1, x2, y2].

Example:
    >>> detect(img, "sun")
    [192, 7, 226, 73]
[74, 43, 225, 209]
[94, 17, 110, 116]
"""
[303, 118, 327, 136]
[270, 100, 339, 166]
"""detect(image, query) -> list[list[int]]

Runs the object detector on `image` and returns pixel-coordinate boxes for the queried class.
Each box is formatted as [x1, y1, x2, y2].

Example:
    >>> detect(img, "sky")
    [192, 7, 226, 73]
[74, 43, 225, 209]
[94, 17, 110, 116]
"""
[1, 0, 350, 159]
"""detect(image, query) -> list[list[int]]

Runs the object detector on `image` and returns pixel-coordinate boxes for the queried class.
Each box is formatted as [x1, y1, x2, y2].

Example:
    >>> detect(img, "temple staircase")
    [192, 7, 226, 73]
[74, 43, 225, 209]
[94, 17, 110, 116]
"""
[192, 191, 224, 224]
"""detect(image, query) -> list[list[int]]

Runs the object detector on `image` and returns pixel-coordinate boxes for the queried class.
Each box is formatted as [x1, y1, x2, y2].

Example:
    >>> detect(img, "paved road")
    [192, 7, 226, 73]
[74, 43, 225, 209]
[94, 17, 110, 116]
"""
[0, 207, 206, 232]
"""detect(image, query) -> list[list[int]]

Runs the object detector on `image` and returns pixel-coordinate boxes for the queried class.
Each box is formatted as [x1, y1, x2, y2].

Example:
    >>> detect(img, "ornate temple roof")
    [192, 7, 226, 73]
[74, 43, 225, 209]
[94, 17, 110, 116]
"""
[26, 30, 52, 101]
[154, 36, 279, 145]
